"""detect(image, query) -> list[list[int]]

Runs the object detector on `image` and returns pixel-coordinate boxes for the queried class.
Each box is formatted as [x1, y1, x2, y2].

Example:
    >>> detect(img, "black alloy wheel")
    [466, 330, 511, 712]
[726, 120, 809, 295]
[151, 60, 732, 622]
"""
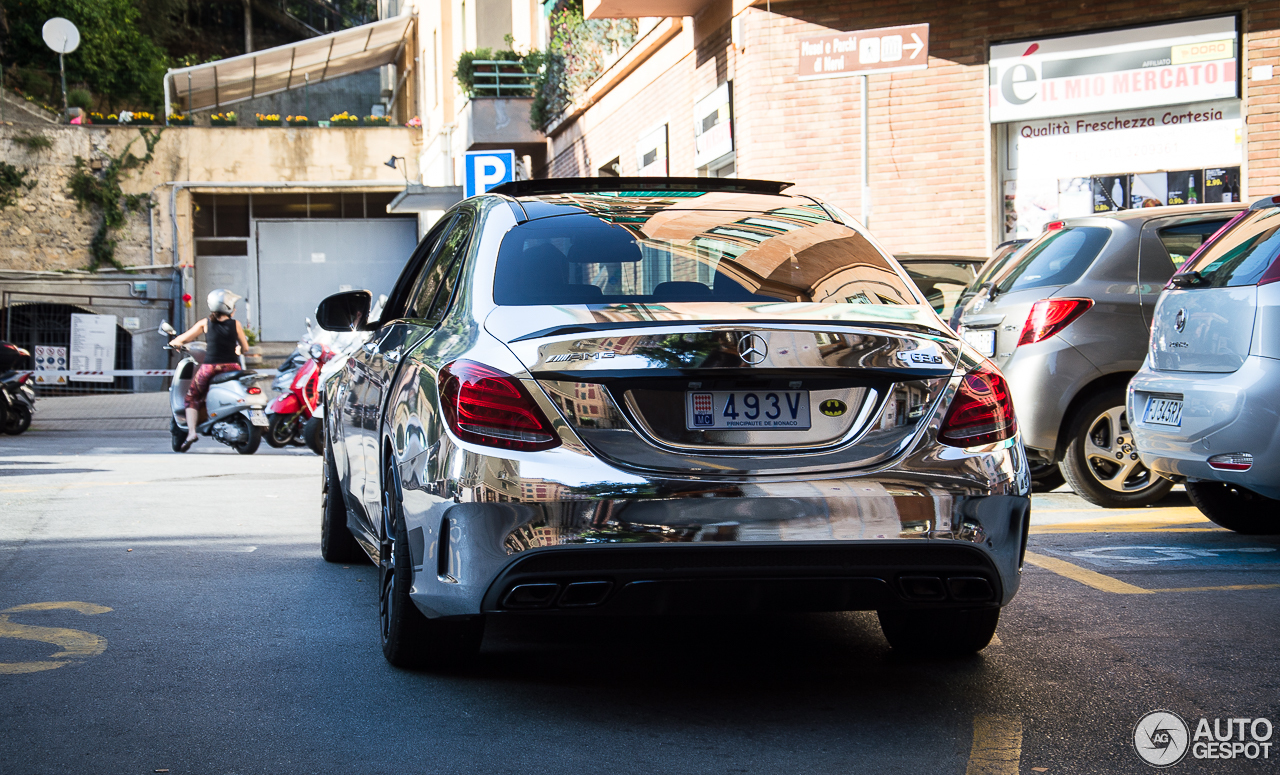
[1186, 481, 1280, 535]
[320, 446, 363, 562]
[5, 404, 32, 435]
[378, 459, 484, 669]
[302, 416, 324, 455]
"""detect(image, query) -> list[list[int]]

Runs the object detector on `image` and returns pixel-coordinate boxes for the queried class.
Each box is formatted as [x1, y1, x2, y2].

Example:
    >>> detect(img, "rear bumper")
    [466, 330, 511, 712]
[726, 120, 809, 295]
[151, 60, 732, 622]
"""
[398, 441, 1031, 618]
[1128, 355, 1280, 499]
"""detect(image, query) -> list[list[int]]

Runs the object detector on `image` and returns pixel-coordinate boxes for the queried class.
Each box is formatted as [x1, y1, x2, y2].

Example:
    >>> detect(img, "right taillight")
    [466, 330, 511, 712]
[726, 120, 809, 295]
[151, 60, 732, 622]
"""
[938, 364, 1018, 448]
[438, 360, 560, 452]
[1017, 298, 1093, 346]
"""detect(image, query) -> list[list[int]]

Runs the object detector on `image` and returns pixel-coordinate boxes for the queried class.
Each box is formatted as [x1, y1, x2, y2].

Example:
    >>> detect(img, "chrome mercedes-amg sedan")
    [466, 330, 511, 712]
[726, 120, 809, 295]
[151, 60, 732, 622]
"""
[315, 178, 1030, 668]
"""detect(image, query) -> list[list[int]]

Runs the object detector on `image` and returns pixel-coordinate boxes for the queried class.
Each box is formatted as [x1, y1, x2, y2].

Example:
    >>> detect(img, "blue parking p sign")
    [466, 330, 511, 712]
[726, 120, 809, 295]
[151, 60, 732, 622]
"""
[464, 150, 516, 197]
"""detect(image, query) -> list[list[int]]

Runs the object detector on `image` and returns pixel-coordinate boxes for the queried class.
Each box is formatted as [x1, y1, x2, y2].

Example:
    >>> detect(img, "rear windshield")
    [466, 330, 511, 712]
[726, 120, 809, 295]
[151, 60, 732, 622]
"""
[995, 226, 1110, 293]
[1183, 209, 1280, 288]
[899, 261, 978, 319]
[492, 211, 922, 307]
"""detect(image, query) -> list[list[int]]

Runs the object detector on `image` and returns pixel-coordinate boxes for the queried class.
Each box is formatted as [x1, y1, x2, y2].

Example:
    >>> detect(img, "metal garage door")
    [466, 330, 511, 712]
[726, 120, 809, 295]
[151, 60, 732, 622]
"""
[256, 219, 418, 341]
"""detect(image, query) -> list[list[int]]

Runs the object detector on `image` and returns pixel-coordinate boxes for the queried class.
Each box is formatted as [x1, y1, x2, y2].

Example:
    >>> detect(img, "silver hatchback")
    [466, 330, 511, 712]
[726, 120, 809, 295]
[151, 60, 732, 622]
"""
[1129, 195, 1280, 534]
[315, 178, 1030, 667]
[957, 204, 1241, 506]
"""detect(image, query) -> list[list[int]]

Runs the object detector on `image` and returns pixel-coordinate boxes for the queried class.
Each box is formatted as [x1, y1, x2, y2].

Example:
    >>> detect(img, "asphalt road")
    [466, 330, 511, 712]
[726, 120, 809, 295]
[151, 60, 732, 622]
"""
[1, 428, 1278, 774]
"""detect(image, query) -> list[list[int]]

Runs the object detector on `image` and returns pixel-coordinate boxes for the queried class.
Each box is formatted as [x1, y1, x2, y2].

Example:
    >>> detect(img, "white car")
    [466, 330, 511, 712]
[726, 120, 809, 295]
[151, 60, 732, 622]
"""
[1128, 195, 1280, 534]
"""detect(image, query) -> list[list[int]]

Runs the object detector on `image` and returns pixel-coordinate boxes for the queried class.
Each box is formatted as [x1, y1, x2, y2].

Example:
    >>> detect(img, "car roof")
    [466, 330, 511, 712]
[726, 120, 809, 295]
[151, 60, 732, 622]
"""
[895, 254, 985, 264]
[1064, 202, 1243, 226]
[490, 177, 795, 198]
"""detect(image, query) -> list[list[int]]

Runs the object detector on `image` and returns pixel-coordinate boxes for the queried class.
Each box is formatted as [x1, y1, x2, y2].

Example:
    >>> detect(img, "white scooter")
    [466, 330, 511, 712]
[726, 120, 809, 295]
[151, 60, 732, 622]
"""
[160, 321, 269, 454]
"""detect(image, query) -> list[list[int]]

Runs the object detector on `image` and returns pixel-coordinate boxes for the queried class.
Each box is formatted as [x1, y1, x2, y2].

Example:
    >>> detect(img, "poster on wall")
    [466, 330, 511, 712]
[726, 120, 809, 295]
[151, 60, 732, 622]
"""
[1091, 176, 1129, 212]
[69, 313, 117, 383]
[1165, 170, 1201, 205]
[1203, 167, 1241, 202]
[1131, 174, 1168, 208]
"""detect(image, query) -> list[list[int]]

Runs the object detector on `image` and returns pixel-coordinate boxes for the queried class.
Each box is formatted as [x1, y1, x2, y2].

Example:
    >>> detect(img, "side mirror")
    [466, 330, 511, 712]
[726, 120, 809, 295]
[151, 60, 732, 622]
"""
[159, 321, 177, 336]
[316, 290, 373, 332]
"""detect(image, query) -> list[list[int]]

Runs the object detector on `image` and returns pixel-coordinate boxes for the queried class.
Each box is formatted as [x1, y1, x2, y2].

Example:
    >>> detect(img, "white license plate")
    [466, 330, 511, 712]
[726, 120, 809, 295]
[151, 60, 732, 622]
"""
[249, 409, 269, 427]
[1143, 397, 1183, 427]
[962, 328, 996, 357]
[686, 391, 811, 430]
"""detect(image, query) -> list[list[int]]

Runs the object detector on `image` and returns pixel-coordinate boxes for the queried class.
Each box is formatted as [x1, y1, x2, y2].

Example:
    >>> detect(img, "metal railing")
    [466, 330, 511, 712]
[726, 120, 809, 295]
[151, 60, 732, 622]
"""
[471, 61, 538, 97]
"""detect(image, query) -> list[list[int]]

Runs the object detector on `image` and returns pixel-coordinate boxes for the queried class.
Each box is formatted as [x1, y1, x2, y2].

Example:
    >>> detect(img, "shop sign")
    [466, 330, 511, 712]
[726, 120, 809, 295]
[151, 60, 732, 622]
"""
[636, 124, 669, 177]
[797, 23, 929, 80]
[990, 16, 1239, 123]
[694, 83, 733, 168]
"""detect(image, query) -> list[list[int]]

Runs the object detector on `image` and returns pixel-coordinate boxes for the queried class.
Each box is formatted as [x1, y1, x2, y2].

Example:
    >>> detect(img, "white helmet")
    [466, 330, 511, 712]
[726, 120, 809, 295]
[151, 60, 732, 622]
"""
[207, 289, 241, 315]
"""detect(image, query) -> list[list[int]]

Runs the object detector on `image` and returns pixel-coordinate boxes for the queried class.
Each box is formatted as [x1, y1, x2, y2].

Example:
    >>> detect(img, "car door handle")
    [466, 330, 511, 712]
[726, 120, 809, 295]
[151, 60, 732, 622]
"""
[383, 349, 401, 364]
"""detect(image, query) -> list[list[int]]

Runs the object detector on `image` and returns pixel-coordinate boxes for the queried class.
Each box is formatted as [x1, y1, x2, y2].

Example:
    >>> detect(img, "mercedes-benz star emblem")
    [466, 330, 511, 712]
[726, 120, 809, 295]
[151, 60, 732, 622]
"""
[738, 333, 767, 365]
[1174, 308, 1187, 333]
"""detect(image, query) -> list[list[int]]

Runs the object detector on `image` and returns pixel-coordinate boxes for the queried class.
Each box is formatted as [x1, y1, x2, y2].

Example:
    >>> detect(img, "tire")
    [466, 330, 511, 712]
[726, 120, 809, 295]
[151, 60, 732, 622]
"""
[1186, 481, 1280, 535]
[1029, 462, 1065, 493]
[320, 446, 363, 563]
[877, 607, 1000, 655]
[379, 459, 484, 669]
[264, 413, 295, 448]
[4, 405, 32, 435]
[1060, 389, 1173, 508]
[303, 416, 324, 456]
[170, 419, 188, 453]
[233, 415, 262, 455]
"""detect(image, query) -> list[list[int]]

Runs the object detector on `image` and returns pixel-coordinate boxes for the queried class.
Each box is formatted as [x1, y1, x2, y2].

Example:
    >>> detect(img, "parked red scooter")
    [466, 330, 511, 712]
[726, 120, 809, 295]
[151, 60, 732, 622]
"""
[264, 342, 333, 448]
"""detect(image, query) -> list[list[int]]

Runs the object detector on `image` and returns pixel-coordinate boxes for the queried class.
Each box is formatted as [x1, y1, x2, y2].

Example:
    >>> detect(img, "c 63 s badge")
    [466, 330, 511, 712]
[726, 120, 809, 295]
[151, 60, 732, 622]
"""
[820, 399, 847, 417]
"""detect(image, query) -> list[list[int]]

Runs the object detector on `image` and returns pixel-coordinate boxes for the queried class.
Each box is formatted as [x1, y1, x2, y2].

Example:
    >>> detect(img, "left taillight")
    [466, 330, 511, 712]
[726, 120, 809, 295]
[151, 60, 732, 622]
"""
[247, 386, 262, 394]
[438, 360, 560, 452]
[938, 363, 1018, 448]
[1017, 298, 1093, 347]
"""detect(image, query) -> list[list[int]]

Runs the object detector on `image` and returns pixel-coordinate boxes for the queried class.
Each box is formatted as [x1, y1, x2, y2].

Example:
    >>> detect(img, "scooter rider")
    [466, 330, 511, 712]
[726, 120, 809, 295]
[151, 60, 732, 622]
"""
[169, 290, 250, 451]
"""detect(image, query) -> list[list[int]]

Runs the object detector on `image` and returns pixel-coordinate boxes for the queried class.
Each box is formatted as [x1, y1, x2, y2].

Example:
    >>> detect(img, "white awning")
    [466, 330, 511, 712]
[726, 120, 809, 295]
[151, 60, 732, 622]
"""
[164, 14, 414, 113]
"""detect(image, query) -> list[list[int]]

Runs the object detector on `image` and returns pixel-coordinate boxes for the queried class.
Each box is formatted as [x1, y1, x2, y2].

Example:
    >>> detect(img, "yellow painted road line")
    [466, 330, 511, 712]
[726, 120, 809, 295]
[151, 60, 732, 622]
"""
[1147, 584, 1280, 593]
[966, 715, 1023, 775]
[1023, 551, 1152, 594]
[1031, 513, 1214, 534]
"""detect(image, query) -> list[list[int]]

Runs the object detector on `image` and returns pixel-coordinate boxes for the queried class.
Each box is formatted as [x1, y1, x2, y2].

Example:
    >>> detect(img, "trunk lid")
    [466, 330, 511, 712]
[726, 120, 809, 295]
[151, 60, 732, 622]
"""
[1150, 287, 1257, 372]
[488, 304, 960, 476]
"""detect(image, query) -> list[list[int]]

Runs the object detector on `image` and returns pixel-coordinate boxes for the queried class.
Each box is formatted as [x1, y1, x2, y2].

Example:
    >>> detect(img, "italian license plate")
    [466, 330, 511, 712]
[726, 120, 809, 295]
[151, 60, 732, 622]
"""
[1143, 397, 1183, 427]
[249, 409, 269, 427]
[962, 328, 996, 357]
[686, 390, 811, 430]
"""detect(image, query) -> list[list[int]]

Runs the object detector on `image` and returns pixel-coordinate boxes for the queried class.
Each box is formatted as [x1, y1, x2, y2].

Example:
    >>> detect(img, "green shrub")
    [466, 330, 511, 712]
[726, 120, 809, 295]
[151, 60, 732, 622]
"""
[68, 87, 94, 109]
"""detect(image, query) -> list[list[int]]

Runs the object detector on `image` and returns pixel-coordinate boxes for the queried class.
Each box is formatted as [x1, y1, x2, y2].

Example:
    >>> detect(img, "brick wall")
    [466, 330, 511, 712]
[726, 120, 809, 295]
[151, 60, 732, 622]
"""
[547, 0, 1280, 256]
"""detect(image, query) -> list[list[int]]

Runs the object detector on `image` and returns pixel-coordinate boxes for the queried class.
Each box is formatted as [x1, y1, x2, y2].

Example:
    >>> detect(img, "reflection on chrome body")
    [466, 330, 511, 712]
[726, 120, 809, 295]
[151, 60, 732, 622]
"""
[322, 188, 1031, 630]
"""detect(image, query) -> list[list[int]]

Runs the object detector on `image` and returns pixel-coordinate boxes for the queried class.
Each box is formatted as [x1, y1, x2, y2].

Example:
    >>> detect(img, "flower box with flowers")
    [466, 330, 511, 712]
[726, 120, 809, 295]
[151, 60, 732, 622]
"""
[256, 113, 282, 126]
[286, 115, 311, 127]
[126, 112, 158, 126]
[362, 115, 393, 126]
[329, 112, 359, 127]
[90, 112, 117, 125]
[211, 112, 238, 127]
[168, 113, 193, 126]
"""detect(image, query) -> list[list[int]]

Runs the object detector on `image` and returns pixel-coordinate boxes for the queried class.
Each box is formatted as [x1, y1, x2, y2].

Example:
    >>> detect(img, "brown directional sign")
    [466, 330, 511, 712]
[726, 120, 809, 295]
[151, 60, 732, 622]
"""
[798, 23, 929, 80]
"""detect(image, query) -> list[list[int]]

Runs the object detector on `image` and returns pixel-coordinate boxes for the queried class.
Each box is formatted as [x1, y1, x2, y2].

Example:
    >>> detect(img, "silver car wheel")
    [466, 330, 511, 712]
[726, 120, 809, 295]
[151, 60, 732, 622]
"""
[1081, 406, 1155, 493]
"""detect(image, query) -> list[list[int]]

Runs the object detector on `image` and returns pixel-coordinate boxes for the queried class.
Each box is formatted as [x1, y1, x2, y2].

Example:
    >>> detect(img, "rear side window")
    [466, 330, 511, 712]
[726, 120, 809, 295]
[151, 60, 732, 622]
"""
[1156, 219, 1233, 266]
[492, 211, 921, 307]
[1184, 209, 1280, 287]
[996, 226, 1110, 293]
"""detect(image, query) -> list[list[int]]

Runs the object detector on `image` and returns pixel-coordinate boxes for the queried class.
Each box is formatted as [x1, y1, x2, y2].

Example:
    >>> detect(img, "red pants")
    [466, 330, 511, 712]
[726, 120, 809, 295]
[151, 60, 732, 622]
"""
[185, 363, 241, 410]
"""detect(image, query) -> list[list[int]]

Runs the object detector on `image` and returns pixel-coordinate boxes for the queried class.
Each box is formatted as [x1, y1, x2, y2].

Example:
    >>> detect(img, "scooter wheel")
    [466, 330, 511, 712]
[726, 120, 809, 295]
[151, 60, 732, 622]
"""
[4, 405, 32, 435]
[265, 413, 293, 448]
